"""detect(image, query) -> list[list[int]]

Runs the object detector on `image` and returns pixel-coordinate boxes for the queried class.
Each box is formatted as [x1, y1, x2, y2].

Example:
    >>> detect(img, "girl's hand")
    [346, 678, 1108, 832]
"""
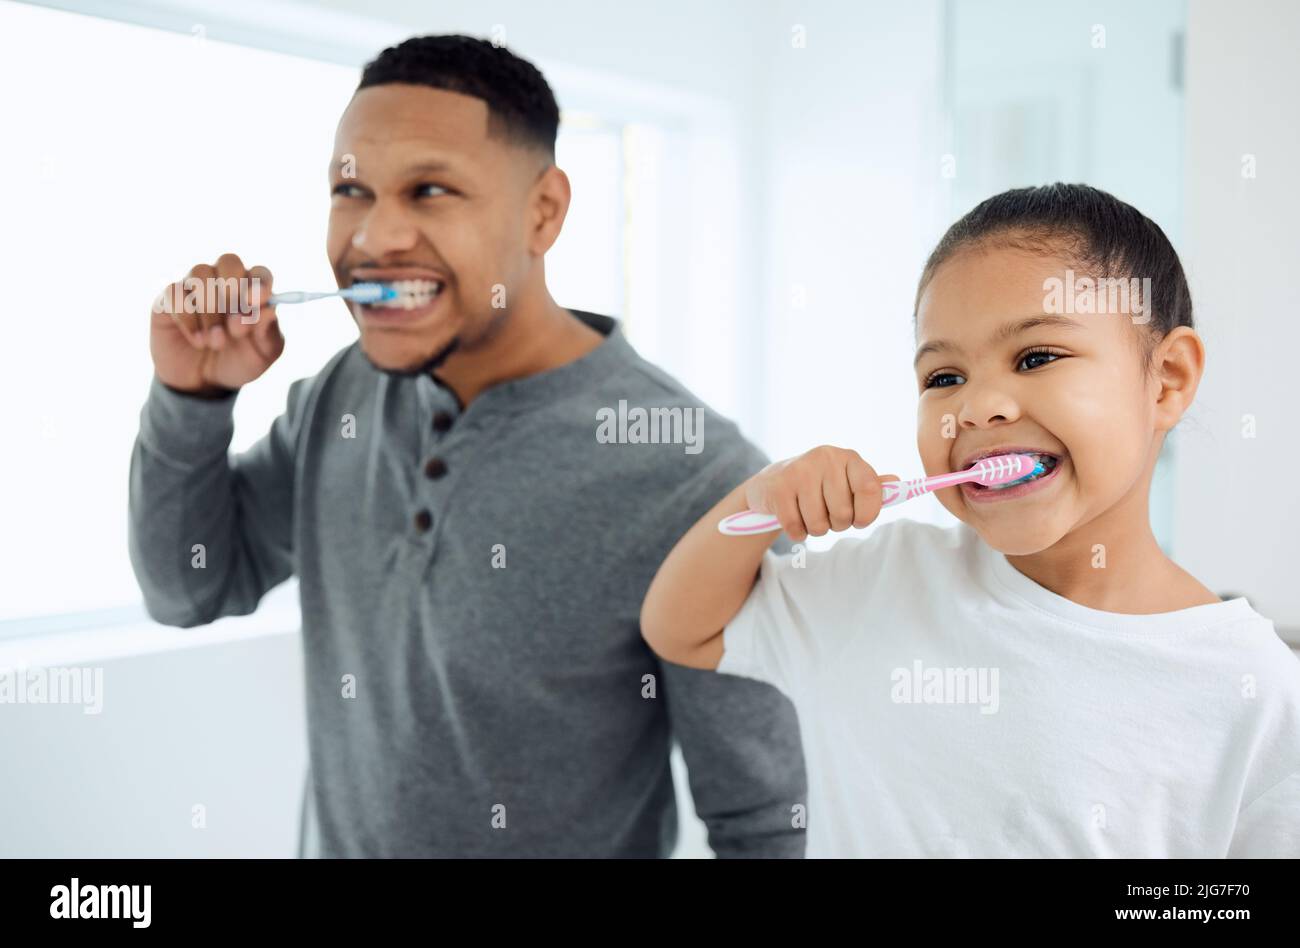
[743, 446, 898, 542]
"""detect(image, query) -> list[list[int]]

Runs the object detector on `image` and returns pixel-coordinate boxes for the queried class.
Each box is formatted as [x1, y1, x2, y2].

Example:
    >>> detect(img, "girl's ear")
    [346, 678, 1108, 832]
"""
[1151, 326, 1205, 432]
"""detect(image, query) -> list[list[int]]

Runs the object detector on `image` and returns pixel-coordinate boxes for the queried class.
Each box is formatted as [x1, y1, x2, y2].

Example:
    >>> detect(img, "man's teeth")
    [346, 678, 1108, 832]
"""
[362, 279, 444, 310]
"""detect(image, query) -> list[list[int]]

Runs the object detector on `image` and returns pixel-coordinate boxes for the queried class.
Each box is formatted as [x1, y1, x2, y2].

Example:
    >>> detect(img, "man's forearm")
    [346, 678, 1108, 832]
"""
[128, 376, 289, 627]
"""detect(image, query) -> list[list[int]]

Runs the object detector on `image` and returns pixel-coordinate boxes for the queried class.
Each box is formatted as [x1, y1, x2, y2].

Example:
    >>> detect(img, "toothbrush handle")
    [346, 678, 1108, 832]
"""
[717, 471, 970, 536]
[266, 290, 343, 306]
[881, 470, 967, 506]
[265, 285, 388, 306]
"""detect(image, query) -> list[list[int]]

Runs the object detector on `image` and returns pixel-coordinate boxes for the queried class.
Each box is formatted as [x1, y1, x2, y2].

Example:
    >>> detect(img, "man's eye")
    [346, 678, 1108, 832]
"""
[331, 183, 364, 198]
[924, 372, 964, 389]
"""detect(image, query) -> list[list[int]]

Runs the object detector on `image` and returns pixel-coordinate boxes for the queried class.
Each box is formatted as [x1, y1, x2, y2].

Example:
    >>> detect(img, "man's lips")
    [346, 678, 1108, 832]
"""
[348, 266, 451, 285]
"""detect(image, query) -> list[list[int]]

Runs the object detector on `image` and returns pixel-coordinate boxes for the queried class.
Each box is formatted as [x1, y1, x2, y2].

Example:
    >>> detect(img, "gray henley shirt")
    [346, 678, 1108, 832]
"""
[128, 309, 806, 857]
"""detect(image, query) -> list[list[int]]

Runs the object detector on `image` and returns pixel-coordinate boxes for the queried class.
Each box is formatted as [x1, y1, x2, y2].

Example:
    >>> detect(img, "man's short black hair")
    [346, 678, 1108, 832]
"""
[358, 34, 560, 157]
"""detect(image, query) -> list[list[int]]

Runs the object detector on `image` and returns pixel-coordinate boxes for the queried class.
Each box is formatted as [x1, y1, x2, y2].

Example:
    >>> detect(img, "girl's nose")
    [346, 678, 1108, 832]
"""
[957, 383, 1021, 428]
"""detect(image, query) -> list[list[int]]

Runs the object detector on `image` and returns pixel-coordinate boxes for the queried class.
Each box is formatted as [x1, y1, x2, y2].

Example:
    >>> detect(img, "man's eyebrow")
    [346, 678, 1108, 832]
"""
[401, 160, 456, 176]
[913, 314, 1087, 368]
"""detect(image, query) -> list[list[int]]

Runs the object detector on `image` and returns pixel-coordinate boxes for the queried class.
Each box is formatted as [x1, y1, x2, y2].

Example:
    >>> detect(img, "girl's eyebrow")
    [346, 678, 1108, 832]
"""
[913, 313, 1087, 368]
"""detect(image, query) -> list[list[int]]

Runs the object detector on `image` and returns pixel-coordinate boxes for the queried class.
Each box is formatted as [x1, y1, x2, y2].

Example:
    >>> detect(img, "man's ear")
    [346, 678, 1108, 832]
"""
[1152, 326, 1205, 433]
[528, 163, 570, 256]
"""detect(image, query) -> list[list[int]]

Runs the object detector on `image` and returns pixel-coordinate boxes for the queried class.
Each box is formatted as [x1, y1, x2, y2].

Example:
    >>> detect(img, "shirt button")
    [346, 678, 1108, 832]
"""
[423, 457, 448, 479]
[414, 509, 433, 532]
[431, 411, 454, 433]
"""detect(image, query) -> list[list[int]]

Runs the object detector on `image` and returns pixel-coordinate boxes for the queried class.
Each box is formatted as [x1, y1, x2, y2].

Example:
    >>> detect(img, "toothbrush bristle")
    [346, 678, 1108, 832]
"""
[974, 453, 1040, 485]
[973, 452, 1057, 490]
[1010, 461, 1046, 484]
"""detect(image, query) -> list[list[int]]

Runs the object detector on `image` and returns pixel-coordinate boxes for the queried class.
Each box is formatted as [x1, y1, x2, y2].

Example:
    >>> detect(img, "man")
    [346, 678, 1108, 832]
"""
[129, 34, 805, 857]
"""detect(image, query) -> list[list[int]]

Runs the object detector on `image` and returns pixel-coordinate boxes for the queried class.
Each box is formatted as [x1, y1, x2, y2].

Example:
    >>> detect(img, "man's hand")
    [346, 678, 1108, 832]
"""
[150, 253, 285, 396]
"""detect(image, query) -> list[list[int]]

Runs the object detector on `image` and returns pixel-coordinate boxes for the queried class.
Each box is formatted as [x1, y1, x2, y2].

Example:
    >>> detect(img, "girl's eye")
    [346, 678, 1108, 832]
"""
[331, 183, 364, 198]
[923, 348, 1064, 389]
[923, 371, 965, 389]
[416, 183, 450, 198]
[1018, 348, 1062, 371]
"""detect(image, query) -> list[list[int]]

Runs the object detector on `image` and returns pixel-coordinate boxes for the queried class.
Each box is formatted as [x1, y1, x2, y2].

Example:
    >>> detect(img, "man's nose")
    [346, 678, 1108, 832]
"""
[351, 199, 419, 254]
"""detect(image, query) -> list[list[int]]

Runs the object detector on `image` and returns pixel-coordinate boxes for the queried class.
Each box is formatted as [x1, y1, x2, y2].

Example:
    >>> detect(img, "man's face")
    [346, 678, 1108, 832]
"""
[327, 84, 543, 372]
[913, 243, 1161, 555]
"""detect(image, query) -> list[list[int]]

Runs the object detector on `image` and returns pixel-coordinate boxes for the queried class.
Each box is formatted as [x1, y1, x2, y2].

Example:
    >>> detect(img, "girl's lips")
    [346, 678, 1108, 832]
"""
[961, 454, 1066, 504]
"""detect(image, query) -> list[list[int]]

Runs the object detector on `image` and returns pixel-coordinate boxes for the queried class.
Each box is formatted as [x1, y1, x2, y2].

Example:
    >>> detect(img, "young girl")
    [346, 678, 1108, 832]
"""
[640, 184, 1300, 857]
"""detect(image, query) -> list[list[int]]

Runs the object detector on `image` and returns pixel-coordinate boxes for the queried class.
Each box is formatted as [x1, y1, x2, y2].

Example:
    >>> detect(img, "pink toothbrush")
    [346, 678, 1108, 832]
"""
[717, 453, 1042, 536]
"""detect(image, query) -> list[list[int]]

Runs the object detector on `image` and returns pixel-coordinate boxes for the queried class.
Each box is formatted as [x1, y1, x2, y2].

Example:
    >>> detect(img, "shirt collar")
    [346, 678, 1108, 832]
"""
[408, 309, 629, 419]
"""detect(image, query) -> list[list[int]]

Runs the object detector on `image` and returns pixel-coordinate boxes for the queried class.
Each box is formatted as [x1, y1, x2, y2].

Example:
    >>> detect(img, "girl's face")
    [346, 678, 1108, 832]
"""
[913, 242, 1167, 555]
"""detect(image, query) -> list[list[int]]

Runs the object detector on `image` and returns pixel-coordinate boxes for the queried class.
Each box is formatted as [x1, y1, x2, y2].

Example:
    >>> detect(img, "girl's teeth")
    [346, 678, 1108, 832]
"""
[985, 453, 1057, 489]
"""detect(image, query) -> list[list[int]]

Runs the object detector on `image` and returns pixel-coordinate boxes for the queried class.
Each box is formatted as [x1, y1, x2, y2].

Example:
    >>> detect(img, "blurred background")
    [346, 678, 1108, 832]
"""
[1, 0, 1295, 856]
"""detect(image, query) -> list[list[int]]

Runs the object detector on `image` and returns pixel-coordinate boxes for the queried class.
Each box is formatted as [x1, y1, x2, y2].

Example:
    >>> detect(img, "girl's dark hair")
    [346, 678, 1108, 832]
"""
[915, 183, 1193, 365]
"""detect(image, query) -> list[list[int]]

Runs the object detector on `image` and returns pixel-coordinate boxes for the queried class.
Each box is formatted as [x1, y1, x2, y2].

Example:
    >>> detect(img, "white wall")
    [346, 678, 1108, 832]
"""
[1176, 0, 1300, 632]
[945, 0, 1185, 230]
[0, 587, 307, 856]
[759, 0, 948, 534]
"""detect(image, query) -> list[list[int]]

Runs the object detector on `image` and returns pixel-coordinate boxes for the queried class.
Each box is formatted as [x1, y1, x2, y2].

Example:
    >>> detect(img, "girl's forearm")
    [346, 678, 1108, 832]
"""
[640, 479, 781, 666]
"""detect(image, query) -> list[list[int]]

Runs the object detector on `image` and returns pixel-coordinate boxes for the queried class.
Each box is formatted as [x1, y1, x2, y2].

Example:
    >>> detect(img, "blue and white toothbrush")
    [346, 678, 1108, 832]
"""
[265, 283, 399, 306]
